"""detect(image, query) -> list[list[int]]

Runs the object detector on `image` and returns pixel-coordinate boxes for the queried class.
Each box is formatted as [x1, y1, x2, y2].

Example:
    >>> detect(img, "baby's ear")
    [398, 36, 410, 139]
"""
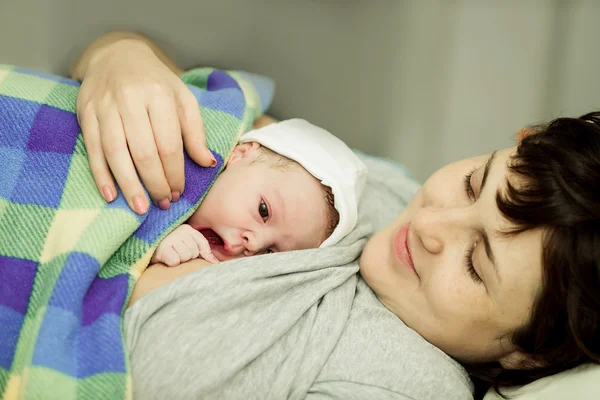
[228, 141, 262, 164]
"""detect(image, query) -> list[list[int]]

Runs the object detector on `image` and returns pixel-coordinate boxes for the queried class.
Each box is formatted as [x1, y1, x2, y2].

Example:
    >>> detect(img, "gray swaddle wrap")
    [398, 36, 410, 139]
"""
[124, 154, 473, 400]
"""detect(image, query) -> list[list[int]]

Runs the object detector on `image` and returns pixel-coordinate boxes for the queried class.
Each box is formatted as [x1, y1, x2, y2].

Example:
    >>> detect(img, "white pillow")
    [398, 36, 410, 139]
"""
[484, 363, 600, 400]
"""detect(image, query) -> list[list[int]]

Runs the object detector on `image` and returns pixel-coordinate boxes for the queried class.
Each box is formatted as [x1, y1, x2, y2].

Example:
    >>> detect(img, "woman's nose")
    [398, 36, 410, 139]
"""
[411, 206, 472, 254]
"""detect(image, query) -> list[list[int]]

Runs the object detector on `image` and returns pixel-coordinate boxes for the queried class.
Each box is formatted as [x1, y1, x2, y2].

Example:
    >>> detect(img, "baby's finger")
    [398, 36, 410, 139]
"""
[161, 246, 181, 267]
[180, 232, 201, 260]
[201, 250, 219, 264]
[79, 109, 116, 203]
[172, 240, 193, 263]
[190, 230, 219, 264]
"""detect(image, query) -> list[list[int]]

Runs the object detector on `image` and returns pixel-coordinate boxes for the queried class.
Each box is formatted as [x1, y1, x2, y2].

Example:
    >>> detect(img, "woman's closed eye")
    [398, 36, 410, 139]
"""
[463, 168, 484, 284]
[465, 242, 483, 284]
[463, 168, 476, 200]
[258, 199, 269, 222]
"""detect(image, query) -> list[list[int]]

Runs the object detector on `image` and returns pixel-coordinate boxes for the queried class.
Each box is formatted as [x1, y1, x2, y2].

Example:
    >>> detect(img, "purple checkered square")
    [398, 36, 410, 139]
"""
[11, 151, 70, 207]
[27, 105, 79, 154]
[181, 152, 221, 201]
[0, 255, 37, 314]
[207, 70, 241, 92]
[0, 95, 41, 149]
[82, 273, 129, 326]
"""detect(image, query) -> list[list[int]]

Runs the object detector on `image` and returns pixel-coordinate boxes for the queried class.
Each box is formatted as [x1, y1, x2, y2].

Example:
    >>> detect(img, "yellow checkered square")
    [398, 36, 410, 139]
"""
[40, 209, 101, 263]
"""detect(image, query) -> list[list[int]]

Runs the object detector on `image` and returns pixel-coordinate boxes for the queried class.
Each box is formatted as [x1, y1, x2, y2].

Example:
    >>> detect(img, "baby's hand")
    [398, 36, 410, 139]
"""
[151, 224, 219, 267]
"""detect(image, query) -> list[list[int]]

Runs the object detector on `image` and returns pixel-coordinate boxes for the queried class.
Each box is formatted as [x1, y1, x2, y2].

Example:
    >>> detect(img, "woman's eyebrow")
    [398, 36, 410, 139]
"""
[480, 150, 497, 193]
[480, 150, 502, 283]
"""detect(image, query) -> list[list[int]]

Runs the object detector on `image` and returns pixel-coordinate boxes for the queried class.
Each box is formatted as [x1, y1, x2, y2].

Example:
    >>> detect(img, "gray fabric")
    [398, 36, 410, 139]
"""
[124, 154, 473, 400]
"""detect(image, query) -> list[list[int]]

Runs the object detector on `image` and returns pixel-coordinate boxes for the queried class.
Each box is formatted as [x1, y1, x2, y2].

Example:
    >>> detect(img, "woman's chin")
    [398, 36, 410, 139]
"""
[359, 229, 393, 288]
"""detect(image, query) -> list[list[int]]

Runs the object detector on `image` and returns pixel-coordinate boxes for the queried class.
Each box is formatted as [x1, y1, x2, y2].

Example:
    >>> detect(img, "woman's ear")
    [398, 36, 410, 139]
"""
[498, 350, 546, 370]
[228, 141, 262, 164]
[516, 127, 535, 143]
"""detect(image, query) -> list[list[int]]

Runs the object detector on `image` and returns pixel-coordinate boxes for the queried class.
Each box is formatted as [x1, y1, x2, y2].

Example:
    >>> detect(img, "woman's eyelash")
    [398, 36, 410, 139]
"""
[463, 168, 476, 199]
[465, 244, 483, 284]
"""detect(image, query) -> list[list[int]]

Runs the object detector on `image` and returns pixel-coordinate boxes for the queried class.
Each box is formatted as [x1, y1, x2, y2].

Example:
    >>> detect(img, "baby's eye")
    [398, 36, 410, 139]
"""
[265, 249, 274, 254]
[259, 199, 269, 222]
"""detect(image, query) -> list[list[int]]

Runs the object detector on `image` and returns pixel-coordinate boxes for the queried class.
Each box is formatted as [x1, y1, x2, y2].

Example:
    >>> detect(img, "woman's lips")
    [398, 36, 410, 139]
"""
[393, 223, 418, 276]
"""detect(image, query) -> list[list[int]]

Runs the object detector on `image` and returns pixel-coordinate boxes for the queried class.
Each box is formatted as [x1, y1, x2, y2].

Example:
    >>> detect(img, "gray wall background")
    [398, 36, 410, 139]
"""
[2, 0, 599, 181]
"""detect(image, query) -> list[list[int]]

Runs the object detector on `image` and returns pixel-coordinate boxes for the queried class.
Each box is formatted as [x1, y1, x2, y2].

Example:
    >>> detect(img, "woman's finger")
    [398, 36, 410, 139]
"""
[119, 98, 172, 209]
[178, 89, 216, 168]
[148, 98, 185, 200]
[98, 109, 148, 215]
[79, 107, 116, 203]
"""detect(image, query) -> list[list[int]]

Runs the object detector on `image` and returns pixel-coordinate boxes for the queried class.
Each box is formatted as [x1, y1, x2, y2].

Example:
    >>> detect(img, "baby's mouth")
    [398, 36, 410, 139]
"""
[199, 229, 225, 246]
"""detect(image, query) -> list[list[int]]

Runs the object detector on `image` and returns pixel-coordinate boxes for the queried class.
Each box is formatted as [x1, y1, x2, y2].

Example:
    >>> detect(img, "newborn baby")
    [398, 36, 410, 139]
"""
[151, 119, 367, 266]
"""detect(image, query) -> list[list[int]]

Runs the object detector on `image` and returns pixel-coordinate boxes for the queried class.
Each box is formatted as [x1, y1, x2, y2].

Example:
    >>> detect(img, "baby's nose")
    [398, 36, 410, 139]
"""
[241, 231, 262, 254]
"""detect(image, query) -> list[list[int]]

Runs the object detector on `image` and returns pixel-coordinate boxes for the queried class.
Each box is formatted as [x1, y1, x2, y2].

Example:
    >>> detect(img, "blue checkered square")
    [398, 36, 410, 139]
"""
[49, 252, 100, 314]
[0, 95, 41, 149]
[0, 147, 25, 199]
[11, 151, 71, 207]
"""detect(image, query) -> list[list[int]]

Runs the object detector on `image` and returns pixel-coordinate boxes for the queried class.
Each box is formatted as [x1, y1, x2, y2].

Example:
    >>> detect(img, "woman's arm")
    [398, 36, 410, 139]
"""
[70, 31, 184, 79]
[72, 31, 214, 215]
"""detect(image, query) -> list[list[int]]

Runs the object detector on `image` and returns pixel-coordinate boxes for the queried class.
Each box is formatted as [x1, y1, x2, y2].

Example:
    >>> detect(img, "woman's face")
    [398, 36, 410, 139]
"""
[360, 146, 544, 365]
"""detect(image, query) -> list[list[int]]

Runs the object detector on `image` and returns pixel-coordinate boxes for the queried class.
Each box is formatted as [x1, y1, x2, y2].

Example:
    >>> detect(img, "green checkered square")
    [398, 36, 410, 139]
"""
[25, 366, 77, 400]
[0, 71, 57, 104]
[45, 82, 78, 113]
[0, 199, 56, 262]
[26, 255, 68, 317]
[203, 108, 246, 157]
[180, 68, 213, 90]
[73, 208, 139, 265]
[77, 372, 127, 399]
[101, 236, 150, 279]
[0, 366, 9, 394]
[61, 138, 106, 210]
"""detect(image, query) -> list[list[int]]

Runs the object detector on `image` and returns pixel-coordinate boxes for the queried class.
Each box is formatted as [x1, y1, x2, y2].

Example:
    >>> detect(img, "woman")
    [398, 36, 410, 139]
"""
[73, 32, 600, 398]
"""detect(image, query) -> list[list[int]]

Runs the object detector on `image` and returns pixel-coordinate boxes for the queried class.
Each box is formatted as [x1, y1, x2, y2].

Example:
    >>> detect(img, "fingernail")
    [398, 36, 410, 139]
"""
[210, 154, 217, 167]
[133, 195, 148, 214]
[102, 185, 115, 202]
[171, 191, 180, 202]
[158, 198, 171, 210]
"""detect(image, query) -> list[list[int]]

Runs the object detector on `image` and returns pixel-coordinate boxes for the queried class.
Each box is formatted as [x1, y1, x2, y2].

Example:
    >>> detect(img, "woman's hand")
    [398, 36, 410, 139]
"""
[71, 32, 216, 214]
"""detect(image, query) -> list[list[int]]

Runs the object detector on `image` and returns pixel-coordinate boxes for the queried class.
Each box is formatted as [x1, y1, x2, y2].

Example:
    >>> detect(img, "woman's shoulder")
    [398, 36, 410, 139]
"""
[315, 278, 474, 400]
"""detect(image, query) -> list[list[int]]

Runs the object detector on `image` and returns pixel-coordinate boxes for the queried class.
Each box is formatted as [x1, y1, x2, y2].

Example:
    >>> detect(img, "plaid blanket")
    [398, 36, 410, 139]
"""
[0, 65, 269, 399]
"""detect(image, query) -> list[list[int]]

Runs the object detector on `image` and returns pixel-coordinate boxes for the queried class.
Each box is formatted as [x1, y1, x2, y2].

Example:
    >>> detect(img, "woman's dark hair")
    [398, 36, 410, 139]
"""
[466, 111, 600, 399]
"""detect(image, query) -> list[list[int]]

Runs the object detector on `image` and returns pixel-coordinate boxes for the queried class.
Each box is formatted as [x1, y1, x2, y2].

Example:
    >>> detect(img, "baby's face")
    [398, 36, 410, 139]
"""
[187, 142, 328, 261]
